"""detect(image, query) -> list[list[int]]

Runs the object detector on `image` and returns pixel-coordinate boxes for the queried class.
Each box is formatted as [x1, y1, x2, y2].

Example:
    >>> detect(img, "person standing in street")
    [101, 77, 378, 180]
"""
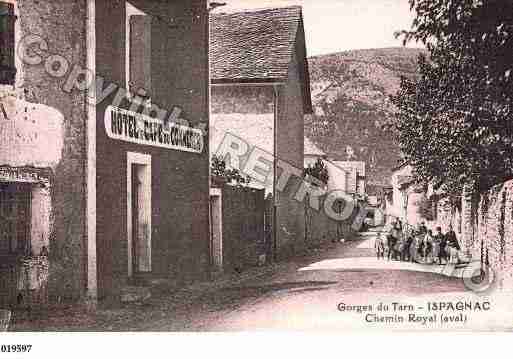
[386, 218, 400, 260]
[445, 225, 460, 250]
[402, 229, 413, 262]
[375, 232, 385, 259]
[410, 229, 422, 263]
[440, 229, 448, 263]
[419, 222, 428, 235]
[432, 227, 443, 264]
[422, 229, 433, 263]
[445, 225, 461, 264]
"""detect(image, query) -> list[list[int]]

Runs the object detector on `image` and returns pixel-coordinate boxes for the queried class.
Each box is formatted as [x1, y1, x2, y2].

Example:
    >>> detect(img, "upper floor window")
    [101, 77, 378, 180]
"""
[0, 2, 16, 86]
[126, 2, 152, 103]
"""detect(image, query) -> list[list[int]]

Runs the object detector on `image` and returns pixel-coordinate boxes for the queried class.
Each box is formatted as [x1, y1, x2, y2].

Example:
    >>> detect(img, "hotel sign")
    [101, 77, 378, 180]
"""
[0, 166, 51, 185]
[105, 106, 204, 154]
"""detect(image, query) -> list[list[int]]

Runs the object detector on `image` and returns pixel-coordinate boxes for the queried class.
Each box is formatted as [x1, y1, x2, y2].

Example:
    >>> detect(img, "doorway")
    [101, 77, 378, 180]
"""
[0, 183, 31, 258]
[131, 163, 141, 274]
[0, 182, 31, 306]
[127, 152, 152, 277]
[209, 188, 223, 272]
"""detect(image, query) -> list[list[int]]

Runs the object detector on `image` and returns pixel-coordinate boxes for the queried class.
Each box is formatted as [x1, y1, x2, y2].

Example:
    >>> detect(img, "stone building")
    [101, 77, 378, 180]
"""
[385, 163, 425, 227]
[0, 0, 210, 305]
[210, 6, 313, 259]
[304, 139, 351, 195]
[333, 161, 366, 197]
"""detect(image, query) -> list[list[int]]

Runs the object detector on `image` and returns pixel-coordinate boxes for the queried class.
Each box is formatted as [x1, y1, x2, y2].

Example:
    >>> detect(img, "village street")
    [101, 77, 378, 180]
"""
[12, 229, 507, 332]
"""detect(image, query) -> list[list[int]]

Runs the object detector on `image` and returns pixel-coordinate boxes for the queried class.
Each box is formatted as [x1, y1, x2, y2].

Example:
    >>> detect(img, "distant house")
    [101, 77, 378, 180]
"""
[210, 6, 313, 259]
[333, 161, 366, 196]
[386, 163, 425, 226]
[304, 137, 351, 194]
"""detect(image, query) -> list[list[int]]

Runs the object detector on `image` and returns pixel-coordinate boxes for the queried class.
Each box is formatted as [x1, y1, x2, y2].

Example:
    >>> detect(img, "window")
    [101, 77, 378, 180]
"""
[0, 2, 16, 85]
[126, 3, 152, 102]
[0, 183, 31, 256]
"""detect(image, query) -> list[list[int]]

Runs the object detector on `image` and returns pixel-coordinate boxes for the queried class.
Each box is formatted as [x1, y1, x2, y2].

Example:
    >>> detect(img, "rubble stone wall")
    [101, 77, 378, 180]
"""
[435, 180, 513, 291]
[474, 180, 513, 290]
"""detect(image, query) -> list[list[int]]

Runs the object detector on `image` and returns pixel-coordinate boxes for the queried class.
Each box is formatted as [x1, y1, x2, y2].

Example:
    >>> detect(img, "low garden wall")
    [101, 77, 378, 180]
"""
[222, 185, 266, 271]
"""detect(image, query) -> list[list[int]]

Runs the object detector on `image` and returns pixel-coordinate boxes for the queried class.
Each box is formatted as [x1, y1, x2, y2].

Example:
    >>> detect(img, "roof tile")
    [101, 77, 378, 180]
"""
[210, 6, 302, 82]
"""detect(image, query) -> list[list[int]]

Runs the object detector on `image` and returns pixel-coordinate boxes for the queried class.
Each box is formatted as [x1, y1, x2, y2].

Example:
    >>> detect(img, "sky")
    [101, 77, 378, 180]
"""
[213, 0, 422, 57]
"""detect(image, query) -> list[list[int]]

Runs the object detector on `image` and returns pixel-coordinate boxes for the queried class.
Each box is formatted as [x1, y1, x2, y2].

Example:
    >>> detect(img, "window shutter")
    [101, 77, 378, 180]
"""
[129, 15, 152, 99]
[0, 2, 16, 85]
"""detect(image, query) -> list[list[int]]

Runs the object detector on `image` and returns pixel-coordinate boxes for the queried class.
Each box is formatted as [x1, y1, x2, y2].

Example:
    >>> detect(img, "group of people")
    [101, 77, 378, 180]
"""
[374, 219, 465, 265]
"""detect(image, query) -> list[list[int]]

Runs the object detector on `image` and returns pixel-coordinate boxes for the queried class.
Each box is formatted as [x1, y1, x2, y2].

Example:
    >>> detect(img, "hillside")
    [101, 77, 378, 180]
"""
[306, 47, 426, 187]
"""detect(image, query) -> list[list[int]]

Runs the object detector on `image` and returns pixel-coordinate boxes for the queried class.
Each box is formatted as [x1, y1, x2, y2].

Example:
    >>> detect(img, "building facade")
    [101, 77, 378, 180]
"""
[385, 163, 431, 229]
[0, 0, 210, 304]
[304, 139, 350, 195]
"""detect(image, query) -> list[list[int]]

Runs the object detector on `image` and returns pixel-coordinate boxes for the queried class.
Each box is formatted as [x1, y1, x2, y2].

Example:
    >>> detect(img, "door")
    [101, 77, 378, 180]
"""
[131, 164, 140, 275]
[0, 183, 30, 257]
[209, 191, 223, 272]
[127, 152, 152, 277]
[0, 183, 31, 306]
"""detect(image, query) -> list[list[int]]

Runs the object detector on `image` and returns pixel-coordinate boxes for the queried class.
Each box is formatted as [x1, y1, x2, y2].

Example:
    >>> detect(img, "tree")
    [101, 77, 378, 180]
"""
[304, 158, 329, 186]
[210, 155, 251, 187]
[388, 0, 513, 194]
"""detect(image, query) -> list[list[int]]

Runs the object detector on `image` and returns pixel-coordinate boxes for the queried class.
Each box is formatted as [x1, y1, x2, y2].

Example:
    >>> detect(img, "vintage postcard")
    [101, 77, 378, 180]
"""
[1, 0, 513, 343]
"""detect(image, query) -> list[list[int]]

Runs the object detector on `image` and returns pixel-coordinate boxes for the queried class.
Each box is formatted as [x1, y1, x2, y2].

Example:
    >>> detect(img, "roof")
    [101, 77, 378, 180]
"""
[391, 161, 410, 172]
[210, 6, 301, 82]
[210, 6, 313, 113]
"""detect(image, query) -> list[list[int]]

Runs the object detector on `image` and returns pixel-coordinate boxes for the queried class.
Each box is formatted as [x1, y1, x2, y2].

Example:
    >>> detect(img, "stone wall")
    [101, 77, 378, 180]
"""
[221, 185, 265, 271]
[461, 182, 477, 251]
[305, 200, 352, 247]
[434, 180, 513, 291]
[5, 0, 89, 302]
[474, 180, 513, 289]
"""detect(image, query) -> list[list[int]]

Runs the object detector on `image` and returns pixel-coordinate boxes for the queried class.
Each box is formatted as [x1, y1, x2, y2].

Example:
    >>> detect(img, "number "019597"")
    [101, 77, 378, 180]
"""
[1, 344, 32, 353]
